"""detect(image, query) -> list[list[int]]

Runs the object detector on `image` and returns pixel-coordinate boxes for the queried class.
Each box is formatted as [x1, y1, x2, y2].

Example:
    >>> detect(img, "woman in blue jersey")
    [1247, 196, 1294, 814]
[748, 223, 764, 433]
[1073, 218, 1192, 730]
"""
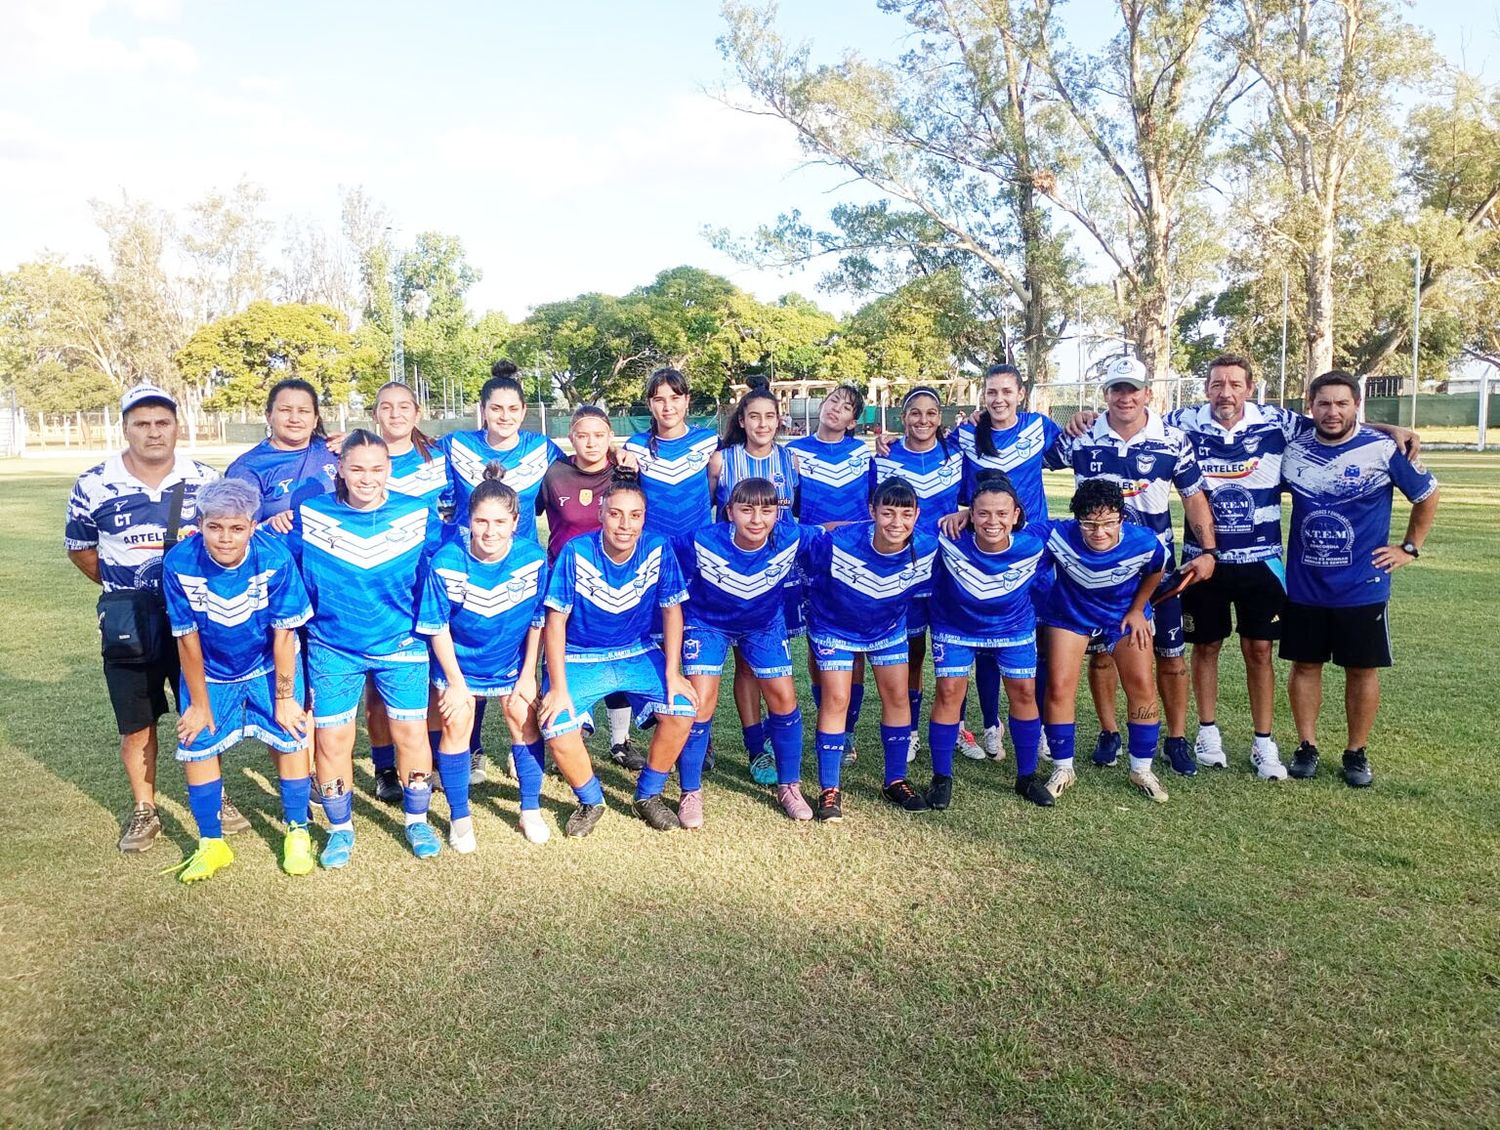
[426, 466, 550, 849]
[678, 477, 810, 825]
[1037, 478, 1171, 805]
[928, 473, 1052, 810]
[800, 476, 938, 821]
[225, 378, 340, 535]
[290, 430, 465, 867]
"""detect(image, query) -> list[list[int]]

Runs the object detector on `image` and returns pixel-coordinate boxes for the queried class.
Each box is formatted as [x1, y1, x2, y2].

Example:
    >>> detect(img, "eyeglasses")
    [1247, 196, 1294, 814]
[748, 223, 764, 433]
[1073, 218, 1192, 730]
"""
[1079, 519, 1123, 533]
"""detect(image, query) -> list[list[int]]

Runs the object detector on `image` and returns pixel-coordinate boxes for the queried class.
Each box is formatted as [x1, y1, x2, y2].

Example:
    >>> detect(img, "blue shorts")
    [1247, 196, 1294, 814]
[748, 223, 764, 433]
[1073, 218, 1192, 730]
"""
[541, 649, 696, 740]
[433, 655, 523, 698]
[1041, 606, 1157, 656]
[682, 624, 793, 680]
[906, 595, 931, 639]
[930, 636, 1038, 680]
[808, 630, 909, 673]
[1077, 585, 1182, 658]
[176, 668, 308, 761]
[782, 579, 806, 638]
[309, 642, 430, 728]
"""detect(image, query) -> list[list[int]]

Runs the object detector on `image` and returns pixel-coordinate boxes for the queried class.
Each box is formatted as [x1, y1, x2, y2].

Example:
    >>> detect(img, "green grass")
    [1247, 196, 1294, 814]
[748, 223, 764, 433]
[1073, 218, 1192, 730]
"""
[2, 455, 1498, 1129]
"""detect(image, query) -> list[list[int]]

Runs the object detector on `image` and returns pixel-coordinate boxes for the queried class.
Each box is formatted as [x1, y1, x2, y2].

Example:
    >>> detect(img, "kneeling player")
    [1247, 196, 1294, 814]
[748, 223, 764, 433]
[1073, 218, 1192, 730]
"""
[928, 473, 1051, 809]
[161, 478, 315, 881]
[1038, 479, 1169, 803]
[539, 479, 699, 834]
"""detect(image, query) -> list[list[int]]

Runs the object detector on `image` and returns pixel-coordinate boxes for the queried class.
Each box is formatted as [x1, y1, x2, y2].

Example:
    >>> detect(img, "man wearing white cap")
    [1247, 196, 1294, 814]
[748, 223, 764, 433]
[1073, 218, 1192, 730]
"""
[65, 384, 224, 852]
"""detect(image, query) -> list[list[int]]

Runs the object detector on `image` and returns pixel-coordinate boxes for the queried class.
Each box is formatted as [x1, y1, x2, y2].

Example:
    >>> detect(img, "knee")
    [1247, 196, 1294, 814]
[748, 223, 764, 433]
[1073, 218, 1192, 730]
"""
[763, 684, 796, 715]
[1088, 652, 1113, 675]
[935, 679, 966, 707]
[1195, 640, 1223, 663]
[1007, 681, 1037, 712]
[1242, 639, 1273, 668]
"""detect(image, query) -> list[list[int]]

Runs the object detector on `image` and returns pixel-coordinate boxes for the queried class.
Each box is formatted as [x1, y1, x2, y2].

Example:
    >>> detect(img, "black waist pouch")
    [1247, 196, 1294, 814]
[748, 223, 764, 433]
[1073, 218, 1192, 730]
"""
[97, 588, 169, 664]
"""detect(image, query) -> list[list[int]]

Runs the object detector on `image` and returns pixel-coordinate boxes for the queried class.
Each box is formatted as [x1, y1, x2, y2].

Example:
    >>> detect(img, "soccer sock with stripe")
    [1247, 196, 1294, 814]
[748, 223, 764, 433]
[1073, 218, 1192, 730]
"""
[278, 773, 311, 827]
[975, 652, 1002, 730]
[321, 784, 354, 832]
[370, 743, 396, 774]
[1009, 715, 1043, 778]
[437, 751, 471, 820]
[928, 721, 960, 777]
[402, 776, 432, 827]
[1046, 722, 1076, 769]
[881, 723, 909, 785]
[678, 722, 712, 792]
[1127, 721, 1161, 773]
[815, 731, 845, 790]
[187, 777, 223, 839]
[768, 708, 804, 784]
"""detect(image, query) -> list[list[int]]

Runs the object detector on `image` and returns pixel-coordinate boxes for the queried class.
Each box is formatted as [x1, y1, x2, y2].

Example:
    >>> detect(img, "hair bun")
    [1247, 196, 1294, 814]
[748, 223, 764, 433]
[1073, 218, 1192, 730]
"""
[483, 461, 506, 482]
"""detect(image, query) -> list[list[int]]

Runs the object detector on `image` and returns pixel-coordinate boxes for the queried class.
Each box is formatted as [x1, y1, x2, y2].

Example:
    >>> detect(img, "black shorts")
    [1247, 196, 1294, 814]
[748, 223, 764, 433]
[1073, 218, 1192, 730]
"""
[102, 650, 180, 735]
[1181, 560, 1286, 644]
[1278, 601, 1392, 669]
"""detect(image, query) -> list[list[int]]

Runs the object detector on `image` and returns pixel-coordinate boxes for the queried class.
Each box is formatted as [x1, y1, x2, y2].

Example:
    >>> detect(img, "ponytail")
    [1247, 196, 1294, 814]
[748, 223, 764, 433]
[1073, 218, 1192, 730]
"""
[976, 364, 1023, 458]
[470, 461, 519, 520]
[644, 367, 690, 457]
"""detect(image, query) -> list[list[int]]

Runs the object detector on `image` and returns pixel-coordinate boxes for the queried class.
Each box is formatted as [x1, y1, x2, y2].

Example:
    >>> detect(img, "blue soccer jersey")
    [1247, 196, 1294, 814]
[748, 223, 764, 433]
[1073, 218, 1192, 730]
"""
[162, 529, 313, 683]
[1281, 426, 1438, 608]
[1165, 402, 1309, 565]
[799, 522, 937, 648]
[714, 443, 799, 521]
[870, 438, 965, 536]
[678, 521, 808, 636]
[290, 491, 447, 658]
[953, 414, 1062, 523]
[544, 531, 688, 662]
[1039, 520, 1168, 635]
[225, 438, 340, 524]
[786, 433, 872, 524]
[428, 535, 548, 684]
[1046, 410, 1204, 562]
[622, 426, 719, 542]
[439, 429, 562, 543]
[930, 529, 1047, 646]
[65, 454, 220, 593]
[387, 443, 450, 509]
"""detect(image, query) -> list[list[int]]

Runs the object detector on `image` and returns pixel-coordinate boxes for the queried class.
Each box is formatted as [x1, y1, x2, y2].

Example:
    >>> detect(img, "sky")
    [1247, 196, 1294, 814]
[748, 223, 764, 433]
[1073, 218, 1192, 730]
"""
[3, 0, 1497, 329]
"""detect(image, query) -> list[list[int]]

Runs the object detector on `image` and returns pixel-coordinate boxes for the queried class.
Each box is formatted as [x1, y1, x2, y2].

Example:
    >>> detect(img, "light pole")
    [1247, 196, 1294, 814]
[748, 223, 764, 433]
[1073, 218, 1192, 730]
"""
[1277, 269, 1288, 408]
[1410, 246, 1422, 428]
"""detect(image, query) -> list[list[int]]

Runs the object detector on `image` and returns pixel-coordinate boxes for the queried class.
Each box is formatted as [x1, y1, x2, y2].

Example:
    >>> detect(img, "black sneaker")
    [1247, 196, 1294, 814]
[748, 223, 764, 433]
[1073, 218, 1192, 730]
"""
[1014, 773, 1055, 807]
[632, 793, 681, 831]
[470, 749, 488, 785]
[609, 741, 646, 772]
[1289, 741, 1320, 780]
[563, 802, 607, 838]
[374, 767, 402, 805]
[881, 778, 930, 812]
[815, 787, 844, 822]
[926, 773, 953, 810]
[1341, 748, 1373, 788]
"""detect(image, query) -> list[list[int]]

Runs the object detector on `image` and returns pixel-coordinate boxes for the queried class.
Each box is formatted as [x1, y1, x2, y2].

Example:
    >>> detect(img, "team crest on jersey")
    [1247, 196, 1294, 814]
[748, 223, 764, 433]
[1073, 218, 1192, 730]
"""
[1134, 454, 1156, 476]
[275, 478, 295, 497]
[1343, 464, 1361, 480]
[682, 638, 701, 661]
[579, 488, 593, 506]
[1243, 435, 1261, 455]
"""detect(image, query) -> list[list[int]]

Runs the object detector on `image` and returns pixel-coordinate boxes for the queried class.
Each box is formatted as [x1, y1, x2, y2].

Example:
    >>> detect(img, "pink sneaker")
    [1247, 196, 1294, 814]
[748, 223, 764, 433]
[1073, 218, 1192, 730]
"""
[774, 782, 813, 821]
[677, 789, 705, 830]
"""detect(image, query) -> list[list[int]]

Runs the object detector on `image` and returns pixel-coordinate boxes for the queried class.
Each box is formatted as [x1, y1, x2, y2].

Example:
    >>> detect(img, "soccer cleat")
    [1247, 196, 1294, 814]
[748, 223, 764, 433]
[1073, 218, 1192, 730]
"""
[118, 802, 162, 853]
[373, 768, 402, 805]
[1251, 740, 1289, 781]
[1165, 736, 1197, 777]
[1091, 730, 1121, 767]
[881, 778, 930, 812]
[957, 728, 986, 761]
[815, 787, 844, 822]
[469, 749, 488, 785]
[1014, 773, 1055, 807]
[774, 783, 813, 821]
[167, 837, 234, 883]
[1044, 763, 1077, 799]
[609, 741, 646, 773]
[563, 802, 606, 838]
[405, 821, 442, 859]
[906, 731, 919, 764]
[320, 828, 355, 869]
[842, 735, 858, 765]
[517, 810, 549, 845]
[983, 724, 1007, 762]
[1194, 726, 1227, 769]
[450, 815, 478, 854]
[1129, 767, 1170, 803]
[1341, 749, 1373, 788]
[926, 773, 954, 810]
[632, 794, 681, 832]
[677, 789, 705, 830]
[1289, 741, 1320, 780]
[220, 796, 251, 835]
[281, 825, 315, 876]
[748, 752, 777, 787]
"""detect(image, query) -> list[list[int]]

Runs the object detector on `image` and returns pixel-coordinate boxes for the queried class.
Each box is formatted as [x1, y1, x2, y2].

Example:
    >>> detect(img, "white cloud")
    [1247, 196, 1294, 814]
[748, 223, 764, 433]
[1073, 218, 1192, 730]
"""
[1, 0, 195, 75]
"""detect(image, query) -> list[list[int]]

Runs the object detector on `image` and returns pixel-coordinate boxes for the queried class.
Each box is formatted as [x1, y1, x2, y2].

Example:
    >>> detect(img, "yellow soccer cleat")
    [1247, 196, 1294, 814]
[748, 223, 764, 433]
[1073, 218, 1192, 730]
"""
[164, 837, 235, 884]
[282, 824, 315, 876]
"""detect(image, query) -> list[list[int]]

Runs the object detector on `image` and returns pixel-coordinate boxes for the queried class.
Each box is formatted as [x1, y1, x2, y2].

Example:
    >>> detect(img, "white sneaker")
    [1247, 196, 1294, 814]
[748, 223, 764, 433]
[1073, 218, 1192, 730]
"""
[983, 725, 1005, 760]
[519, 809, 551, 844]
[1128, 767, 1170, 803]
[1045, 763, 1076, 798]
[1251, 740, 1288, 781]
[1194, 726, 1227, 769]
[448, 816, 477, 854]
[957, 727, 986, 761]
[906, 731, 919, 764]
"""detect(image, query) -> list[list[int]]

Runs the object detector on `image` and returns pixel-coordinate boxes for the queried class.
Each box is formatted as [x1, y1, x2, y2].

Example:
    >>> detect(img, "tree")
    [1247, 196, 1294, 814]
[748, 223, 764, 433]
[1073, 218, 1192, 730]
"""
[179, 178, 275, 327]
[0, 259, 130, 392]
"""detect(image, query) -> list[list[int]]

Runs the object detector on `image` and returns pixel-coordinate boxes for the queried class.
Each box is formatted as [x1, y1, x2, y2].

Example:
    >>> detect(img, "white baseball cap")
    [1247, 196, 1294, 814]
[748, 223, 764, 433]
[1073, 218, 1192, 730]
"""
[120, 383, 177, 415]
[1100, 355, 1148, 390]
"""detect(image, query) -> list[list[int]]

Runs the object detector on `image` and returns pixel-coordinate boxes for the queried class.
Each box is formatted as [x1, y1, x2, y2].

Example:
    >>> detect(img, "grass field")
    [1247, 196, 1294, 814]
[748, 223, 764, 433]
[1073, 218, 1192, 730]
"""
[2, 454, 1498, 1129]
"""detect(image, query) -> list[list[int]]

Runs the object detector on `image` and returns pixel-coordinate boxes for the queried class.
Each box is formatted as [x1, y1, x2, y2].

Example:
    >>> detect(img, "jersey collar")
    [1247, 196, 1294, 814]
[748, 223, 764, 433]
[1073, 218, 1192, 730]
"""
[1191, 400, 1266, 437]
[109, 451, 196, 498]
[1092, 407, 1165, 447]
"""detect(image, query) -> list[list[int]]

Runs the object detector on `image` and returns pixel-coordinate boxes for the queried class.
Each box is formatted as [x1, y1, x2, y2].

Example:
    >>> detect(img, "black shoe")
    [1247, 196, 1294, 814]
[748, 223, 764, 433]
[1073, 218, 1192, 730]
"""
[1341, 748, 1373, 788]
[469, 748, 488, 785]
[881, 778, 930, 812]
[1289, 741, 1319, 779]
[1014, 773, 1055, 807]
[563, 802, 606, 838]
[609, 741, 646, 772]
[926, 773, 953, 810]
[632, 793, 681, 831]
[815, 787, 844, 822]
[374, 768, 402, 805]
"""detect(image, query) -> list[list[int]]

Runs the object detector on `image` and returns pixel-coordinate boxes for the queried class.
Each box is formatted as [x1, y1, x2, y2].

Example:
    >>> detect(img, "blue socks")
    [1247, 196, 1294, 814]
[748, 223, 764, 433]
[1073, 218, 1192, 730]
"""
[928, 721, 959, 777]
[469, 697, 487, 755]
[1127, 721, 1161, 771]
[402, 776, 432, 827]
[278, 774, 311, 826]
[1009, 715, 1043, 777]
[427, 729, 441, 756]
[846, 682, 865, 736]
[1046, 722, 1076, 765]
[187, 778, 222, 839]
[907, 690, 923, 737]
[322, 785, 354, 829]
[811, 685, 822, 710]
[679, 722, 712, 792]
[742, 721, 766, 759]
[768, 709, 804, 784]
[975, 652, 1002, 729]
[636, 765, 669, 801]
[815, 730, 845, 790]
[572, 775, 604, 807]
[881, 723, 909, 785]
[370, 743, 395, 773]
[437, 751, 471, 820]
[512, 741, 545, 810]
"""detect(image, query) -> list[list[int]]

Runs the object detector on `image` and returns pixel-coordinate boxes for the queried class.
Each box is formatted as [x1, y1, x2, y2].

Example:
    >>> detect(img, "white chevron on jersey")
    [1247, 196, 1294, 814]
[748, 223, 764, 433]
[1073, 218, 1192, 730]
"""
[389, 458, 448, 497]
[873, 452, 964, 498]
[174, 569, 282, 629]
[446, 440, 492, 487]
[829, 543, 934, 598]
[302, 507, 428, 570]
[435, 559, 544, 619]
[695, 542, 798, 601]
[573, 546, 663, 614]
[937, 538, 1043, 600]
[956, 420, 1051, 473]
[1046, 529, 1158, 588]
[795, 448, 870, 487]
[633, 436, 717, 486]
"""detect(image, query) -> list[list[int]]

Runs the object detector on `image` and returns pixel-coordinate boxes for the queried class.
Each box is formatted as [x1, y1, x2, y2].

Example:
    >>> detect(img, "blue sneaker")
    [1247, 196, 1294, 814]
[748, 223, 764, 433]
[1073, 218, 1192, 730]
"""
[749, 752, 777, 786]
[320, 828, 355, 870]
[1165, 736, 1196, 776]
[1091, 730, 1121, 767]
[405, 821, 442, 859]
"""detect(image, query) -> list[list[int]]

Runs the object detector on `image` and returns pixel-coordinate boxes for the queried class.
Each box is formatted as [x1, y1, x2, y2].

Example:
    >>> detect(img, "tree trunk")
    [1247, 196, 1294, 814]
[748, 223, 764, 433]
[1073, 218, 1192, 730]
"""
[1303, 204, 1337, 385]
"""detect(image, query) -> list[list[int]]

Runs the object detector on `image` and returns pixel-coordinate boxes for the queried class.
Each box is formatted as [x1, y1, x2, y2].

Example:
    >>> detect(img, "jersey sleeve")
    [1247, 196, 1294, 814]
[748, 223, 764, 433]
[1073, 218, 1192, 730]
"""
[544, 545, 578, 614]
[265, 542, 313, 630]
[161, 557, 197, 637]
[1042, 432, 1073, 471]
[1170, 434, 1205, 498]
[1272, 406, 1314, 442]
[285, 505, 307, 562]
[529, 557, 550, 629]
[797, 524, 831, 575]
[1387, 444, 1439, 505]
[223, 453, 263, 493]
[412, 562, 449, 637]
[657, 540, 688, 608]
[64, 476, 99, 550]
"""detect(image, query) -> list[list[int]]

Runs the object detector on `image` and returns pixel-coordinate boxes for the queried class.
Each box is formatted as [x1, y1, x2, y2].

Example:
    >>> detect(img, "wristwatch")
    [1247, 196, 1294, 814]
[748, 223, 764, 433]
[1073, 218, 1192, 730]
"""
[1201, 547, 1220, 560]
[1401, 540, 1420, 559]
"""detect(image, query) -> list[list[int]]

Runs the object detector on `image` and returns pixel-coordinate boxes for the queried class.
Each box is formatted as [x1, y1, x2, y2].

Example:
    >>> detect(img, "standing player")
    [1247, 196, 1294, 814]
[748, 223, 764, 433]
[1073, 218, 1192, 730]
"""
[161, 478, 315, 881]
[540, 478, 699, 833]
[225, 379, 340, 535]
[1280, 370, 1438, 788]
